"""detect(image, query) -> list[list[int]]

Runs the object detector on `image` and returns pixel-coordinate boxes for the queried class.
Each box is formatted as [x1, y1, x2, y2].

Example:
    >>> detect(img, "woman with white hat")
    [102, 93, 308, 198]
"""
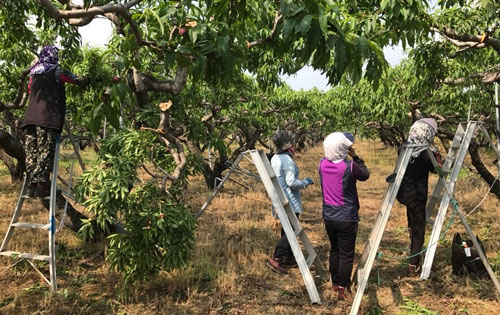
[319, 132, 370, 300]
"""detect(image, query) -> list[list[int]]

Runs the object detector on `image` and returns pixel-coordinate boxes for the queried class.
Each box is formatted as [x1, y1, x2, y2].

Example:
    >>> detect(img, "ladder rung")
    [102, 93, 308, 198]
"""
[11, 222, 50, 230]
[21, 195, 51, 200]
[59, 189, 75, 200]
[0, 251, 50, 261]
[306, 253, 317, 268]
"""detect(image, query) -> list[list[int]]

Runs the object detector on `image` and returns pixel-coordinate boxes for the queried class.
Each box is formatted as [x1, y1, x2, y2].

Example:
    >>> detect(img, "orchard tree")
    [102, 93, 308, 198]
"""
[0, 0, 436, 282]
[408, 0, 500, 196]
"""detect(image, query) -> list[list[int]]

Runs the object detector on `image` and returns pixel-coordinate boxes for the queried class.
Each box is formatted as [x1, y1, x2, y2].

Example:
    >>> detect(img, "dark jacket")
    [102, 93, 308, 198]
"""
[396, 147, 437, 205]
[319, 156, 370, 222]
[22, 67, 79, 132]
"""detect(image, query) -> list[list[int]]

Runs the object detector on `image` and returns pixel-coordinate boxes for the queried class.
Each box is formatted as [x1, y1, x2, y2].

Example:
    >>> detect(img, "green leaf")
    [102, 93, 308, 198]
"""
[282, 17, 296, 41]
[296, 14, 313, 36]
[319, 12, 328, 35]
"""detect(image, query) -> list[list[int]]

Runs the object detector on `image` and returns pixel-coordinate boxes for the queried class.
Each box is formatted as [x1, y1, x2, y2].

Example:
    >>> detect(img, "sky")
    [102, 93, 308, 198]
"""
[78, 18, 405, 91]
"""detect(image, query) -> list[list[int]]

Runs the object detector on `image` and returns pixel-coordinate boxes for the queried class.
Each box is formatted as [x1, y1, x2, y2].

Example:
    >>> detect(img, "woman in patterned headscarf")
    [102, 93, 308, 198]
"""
[396, 118, 441, 276]
[21, 45, 87, 198]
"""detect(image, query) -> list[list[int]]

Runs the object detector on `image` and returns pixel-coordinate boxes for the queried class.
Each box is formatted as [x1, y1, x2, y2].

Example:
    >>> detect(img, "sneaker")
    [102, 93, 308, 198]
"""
[332, 284, 339, 292]
[408, 264, 421, 277]
[34, 182, 51, 198]
[267, 258, 288, 275]
[280, 256, 298, 268]
[25, 183, 37, 197]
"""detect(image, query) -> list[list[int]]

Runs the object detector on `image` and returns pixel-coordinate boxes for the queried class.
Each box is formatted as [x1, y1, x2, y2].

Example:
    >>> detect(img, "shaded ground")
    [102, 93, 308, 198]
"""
[0, 139, 499, 314]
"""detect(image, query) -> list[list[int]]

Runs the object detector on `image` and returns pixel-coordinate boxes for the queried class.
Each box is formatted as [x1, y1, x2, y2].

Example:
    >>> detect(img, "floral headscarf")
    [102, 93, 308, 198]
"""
[30, 46, 59, 75]
[407, 118, 437, 158]
[323, 132, 353, 163]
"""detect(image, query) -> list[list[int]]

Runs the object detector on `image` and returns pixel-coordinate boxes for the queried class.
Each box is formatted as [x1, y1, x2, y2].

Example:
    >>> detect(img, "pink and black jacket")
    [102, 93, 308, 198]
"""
[318, 156, 370, 222]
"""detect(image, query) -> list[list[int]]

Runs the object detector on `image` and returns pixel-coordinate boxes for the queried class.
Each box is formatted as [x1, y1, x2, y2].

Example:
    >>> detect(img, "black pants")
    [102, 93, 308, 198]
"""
[273, 213, 299, 259]
[324, 219, 358, 287]
[406, 199, 427, 266]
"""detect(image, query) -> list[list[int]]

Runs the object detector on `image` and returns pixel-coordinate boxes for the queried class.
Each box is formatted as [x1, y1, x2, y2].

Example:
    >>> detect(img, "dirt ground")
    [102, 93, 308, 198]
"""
[0, 139, 499, 314]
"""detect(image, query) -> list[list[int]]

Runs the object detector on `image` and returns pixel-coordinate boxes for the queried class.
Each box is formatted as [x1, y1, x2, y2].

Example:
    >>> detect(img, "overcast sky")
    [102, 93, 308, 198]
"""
[78, 18, 405, 91]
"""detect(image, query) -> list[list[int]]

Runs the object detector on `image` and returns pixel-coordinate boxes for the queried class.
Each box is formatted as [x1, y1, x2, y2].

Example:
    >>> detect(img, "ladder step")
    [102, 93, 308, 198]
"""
[11, 222, 50, 230]
[0, 251, 50, 261]
[295, 228, 303, 237]
[21, 195, 51, 200]
[59, 189, 75, 200]
[306, 253, 317, 268]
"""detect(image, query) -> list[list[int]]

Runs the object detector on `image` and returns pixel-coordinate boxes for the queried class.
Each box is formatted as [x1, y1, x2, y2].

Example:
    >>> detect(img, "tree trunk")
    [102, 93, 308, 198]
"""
[468, 141, 500, 199]
[202, 161, 227, 189]
[0, 130, 26, 182]
[41, 191, 120, 236]
[0, 150, 23, 182]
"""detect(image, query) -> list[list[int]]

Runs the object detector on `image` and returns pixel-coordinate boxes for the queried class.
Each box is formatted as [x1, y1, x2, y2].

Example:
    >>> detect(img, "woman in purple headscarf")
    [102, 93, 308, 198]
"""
[21, 45, 87, 197]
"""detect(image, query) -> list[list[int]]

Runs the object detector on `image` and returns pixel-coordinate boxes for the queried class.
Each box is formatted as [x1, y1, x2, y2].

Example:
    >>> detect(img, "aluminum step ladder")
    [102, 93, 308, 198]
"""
[425, 148, 500, 298]
[197, 149, 329, 304]
[247, 149, 329, 304]
[350, 144, 426, 315]
[421, 121, 479, 279]
[0, 134, 62, 291]
[195, 153, 249, 219]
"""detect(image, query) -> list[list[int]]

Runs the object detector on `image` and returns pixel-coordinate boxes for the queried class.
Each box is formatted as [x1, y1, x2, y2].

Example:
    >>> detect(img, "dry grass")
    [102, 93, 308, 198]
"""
[0, 139, 500, 314]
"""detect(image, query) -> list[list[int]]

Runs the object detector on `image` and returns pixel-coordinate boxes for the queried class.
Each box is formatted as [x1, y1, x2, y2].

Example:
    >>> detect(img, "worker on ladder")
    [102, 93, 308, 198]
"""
[395, 118, 442, 276]
[267, 130, 314, 274]
[21, 45, 88, 197]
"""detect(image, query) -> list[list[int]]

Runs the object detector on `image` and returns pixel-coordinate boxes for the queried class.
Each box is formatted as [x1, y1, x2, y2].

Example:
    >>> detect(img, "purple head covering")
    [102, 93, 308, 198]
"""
[30, 46, 59, 75]
[343, 132, 355, 143]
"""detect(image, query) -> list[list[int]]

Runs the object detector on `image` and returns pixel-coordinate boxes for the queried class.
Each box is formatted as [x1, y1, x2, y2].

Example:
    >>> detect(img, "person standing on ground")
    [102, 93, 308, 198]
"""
[21, 45, 87, 197]
[395, 118, 441, 276]
[319, 132, 370, 300]
[266, 130, 313, 275]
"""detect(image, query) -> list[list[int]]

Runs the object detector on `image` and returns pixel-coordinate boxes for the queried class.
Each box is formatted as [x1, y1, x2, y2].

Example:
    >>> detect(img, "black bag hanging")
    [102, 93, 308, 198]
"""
[451, 232, 488, 279]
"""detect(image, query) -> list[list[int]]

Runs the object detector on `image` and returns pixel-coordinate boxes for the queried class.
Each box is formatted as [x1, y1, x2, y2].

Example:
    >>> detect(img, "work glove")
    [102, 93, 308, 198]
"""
[305, 177, 313, 185]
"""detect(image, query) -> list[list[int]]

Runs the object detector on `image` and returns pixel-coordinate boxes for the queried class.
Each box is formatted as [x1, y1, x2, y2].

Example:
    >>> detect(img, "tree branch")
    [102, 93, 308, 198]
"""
[247, 12, 282, 49]
[434, 25, 500, 55]
[142, 66, 188, 95]
[1, 65, 34, 111]
[37, 0, 162, 48]
[443, 71, 500, 85]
